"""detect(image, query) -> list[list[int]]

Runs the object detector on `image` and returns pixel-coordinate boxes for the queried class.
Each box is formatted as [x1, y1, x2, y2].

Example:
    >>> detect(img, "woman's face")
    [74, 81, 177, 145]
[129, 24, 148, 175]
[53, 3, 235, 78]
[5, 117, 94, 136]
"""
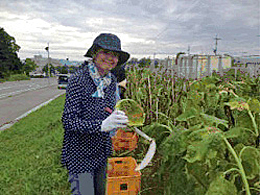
[94, 49, 119, 76]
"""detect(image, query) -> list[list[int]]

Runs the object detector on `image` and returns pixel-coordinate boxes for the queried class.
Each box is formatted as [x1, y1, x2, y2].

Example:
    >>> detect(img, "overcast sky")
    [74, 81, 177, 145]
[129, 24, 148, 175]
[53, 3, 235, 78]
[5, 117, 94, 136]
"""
[0, 0, 259, 61]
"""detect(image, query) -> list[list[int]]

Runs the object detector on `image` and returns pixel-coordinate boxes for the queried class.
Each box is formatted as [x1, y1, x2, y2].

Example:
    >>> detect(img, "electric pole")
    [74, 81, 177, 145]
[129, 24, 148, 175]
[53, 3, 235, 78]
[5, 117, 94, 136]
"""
[187, 45, 190, 55]
[213, 34, 221, 56]
[45, 43, 50, 85]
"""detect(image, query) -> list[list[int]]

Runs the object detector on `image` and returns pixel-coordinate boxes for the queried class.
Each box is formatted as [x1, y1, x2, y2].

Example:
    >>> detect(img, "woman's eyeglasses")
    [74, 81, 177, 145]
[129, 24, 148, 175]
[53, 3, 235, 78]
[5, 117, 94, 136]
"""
[98, 49, 120, 58]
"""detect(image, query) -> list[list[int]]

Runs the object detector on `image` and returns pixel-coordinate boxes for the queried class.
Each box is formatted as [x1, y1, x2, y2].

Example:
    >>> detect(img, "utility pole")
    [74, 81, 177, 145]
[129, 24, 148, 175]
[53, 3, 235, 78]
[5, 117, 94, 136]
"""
[213, 34, 221, 56]
[187, 45, 190, 55]
[45, 43, 50, 85]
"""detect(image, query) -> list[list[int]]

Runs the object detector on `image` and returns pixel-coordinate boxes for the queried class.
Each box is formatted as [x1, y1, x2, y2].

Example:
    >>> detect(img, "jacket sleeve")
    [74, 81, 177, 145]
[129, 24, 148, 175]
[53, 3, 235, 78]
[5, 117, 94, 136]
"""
[61, 75, 103, 135]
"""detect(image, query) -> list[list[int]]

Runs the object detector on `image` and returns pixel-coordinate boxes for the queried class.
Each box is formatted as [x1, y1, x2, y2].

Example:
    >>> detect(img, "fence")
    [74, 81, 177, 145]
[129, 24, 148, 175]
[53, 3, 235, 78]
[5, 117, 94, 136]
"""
[146, 55, 260, 79]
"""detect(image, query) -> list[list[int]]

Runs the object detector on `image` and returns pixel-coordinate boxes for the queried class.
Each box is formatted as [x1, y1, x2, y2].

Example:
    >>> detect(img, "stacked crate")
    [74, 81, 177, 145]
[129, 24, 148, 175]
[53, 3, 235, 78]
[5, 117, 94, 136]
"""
[107, 129, 141, 195]
[111, 128, 138, 151]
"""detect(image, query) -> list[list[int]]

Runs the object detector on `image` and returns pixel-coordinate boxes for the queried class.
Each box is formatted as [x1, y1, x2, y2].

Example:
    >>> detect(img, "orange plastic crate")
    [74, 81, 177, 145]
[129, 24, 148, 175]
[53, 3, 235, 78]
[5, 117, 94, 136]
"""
[112, 129, 138, 151]
[106, 157, 141, 195]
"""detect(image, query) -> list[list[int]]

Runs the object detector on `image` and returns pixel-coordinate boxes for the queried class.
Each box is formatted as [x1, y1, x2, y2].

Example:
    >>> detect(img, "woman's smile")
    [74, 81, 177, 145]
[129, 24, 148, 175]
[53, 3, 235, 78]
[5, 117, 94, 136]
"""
[94, 49, 119, 76]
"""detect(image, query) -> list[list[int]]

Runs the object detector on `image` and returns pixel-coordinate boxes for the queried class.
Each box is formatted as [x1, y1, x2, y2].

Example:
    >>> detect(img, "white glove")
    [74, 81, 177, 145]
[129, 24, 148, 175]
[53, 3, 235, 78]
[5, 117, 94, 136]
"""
[101, 109, 129, 132]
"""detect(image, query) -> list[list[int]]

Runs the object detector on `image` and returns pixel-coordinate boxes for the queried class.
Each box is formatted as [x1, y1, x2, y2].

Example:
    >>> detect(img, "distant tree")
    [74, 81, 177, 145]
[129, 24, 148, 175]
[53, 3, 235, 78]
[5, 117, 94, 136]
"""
[55, 65, 69, 74]
[42, 63, 55, 76]
[42, 64, 49, 76]
[138, 58, 151, 68]
[61, 66, 68, 74]
[125, 58, 138, 71]
[128, 57, 138, 65]
[0, 27, 23, 78]
[56, 66, 62, 73]
[49, 64, 55, 76]
[68, 66, 75, 73]
[22, 58, 38, 76]
[64, 64, 69, 71]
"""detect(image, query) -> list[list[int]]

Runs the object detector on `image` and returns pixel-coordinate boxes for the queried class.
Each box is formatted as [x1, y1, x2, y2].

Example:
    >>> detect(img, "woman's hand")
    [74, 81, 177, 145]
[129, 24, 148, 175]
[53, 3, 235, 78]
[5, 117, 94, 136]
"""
[101, 109, 129, 132]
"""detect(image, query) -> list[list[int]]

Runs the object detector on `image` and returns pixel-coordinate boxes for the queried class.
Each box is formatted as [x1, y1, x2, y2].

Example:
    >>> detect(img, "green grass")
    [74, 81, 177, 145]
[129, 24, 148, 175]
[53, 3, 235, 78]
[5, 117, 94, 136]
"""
[7, 74, 30, 81]
[0, 74, 31, 83]
[0, 94, 71, 195]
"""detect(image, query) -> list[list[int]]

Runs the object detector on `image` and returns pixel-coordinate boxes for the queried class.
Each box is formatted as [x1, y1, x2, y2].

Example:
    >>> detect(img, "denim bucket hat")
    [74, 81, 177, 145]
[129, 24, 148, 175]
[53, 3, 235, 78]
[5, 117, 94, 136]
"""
[84, 33, 130, 66]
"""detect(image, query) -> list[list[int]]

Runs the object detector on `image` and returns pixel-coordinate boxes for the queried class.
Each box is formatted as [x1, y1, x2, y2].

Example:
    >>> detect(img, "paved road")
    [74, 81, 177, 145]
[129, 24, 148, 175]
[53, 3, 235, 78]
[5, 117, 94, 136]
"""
[0, 78, 66, 127]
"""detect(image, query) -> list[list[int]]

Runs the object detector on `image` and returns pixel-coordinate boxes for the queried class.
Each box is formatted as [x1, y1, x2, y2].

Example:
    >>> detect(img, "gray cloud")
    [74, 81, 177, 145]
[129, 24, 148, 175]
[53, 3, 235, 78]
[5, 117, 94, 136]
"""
[0, 0, 259, 60]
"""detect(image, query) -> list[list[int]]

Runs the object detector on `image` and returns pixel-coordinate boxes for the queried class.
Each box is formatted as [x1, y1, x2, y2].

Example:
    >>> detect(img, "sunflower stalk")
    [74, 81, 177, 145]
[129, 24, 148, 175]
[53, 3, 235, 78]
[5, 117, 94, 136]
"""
[248, 110, 258, 136]
[156, 97, 159, 122]
[148, 75, 153, 121]
[221, 134, 251, 195]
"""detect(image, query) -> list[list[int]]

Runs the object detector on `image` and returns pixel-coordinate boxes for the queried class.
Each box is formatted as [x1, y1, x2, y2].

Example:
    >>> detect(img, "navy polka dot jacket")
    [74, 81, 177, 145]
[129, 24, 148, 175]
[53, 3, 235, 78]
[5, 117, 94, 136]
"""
[61, 65, 117, 175]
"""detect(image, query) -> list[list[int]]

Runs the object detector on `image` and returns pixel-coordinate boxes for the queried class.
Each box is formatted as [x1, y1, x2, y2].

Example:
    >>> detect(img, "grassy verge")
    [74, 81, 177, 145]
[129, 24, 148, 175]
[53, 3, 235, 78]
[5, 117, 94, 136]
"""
[0, 74, 31, 83]
[7, 74, 30, 81]
[0, 94, 71, 195]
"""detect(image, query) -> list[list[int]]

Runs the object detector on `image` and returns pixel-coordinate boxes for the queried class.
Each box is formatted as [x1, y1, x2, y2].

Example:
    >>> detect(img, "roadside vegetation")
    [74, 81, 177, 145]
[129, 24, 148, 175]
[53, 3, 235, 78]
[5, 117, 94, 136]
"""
[0, 94, 71, 195]
[0, 27, 77, 83]
[0, 73, 31, 83]
[0, 27, 32, 81]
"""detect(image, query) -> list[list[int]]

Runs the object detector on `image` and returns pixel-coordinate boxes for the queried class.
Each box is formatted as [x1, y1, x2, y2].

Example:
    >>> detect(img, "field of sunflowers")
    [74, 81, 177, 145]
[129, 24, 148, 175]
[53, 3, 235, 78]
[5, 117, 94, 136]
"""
[117, 65, 260, 195]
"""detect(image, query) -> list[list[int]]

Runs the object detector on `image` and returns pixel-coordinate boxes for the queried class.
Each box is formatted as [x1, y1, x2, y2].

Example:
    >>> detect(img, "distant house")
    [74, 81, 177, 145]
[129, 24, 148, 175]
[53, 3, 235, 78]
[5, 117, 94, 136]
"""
[233, 56, 260, 66]
[30, 55, 63, 73]
[29, 55, 83, 73]
[59, 59, 83, 67]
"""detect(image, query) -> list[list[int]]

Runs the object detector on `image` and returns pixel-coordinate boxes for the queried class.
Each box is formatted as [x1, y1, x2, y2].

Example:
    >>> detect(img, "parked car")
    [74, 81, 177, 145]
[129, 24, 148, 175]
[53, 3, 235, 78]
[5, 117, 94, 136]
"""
[57, 74, 70, 89]
[30, 73, 45, 78]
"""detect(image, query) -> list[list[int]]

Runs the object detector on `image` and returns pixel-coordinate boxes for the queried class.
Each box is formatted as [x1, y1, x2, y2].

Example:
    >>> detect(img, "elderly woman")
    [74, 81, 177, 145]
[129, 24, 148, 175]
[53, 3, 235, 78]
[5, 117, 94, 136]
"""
[61, 33, 130, 195]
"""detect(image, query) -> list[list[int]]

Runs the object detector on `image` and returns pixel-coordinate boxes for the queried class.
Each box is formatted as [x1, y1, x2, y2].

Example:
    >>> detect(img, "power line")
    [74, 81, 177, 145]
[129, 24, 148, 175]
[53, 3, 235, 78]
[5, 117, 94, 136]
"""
[146, 0, 201, 58]
[152, 0, 201, 41]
